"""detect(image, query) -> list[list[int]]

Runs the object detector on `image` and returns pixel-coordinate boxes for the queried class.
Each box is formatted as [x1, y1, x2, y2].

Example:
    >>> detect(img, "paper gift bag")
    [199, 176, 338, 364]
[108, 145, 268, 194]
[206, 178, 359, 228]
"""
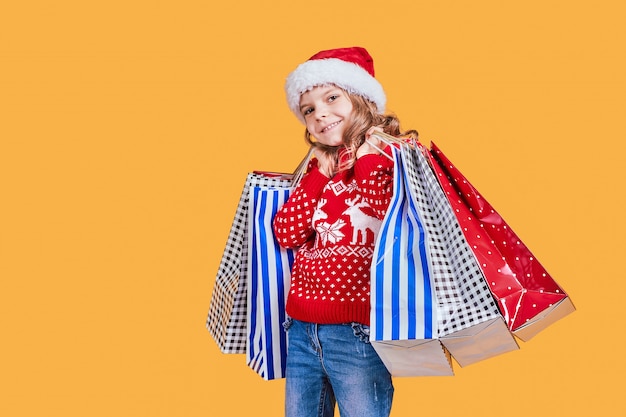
[246, 185, 294, 380]
[370, 145, 454, 376]
[206, 171, 293, 353]
[428, 142, 575, 341]
[372, 339, 453, 377]
[400, 142, 518, 367]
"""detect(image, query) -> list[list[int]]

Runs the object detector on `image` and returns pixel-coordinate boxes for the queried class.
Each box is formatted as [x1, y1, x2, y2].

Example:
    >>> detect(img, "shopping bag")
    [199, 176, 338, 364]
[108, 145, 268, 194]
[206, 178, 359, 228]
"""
[206, 171, 293, 353]
[400, 142, 518, 367]
[246, 185, 294, 380]
[428, 142, 575, 341]
[370, 145, 454, 376]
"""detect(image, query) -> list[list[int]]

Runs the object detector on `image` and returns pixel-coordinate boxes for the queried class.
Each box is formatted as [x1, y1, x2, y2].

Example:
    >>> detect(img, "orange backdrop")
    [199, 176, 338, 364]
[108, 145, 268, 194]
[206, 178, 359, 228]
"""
[1, 1, 625, 416]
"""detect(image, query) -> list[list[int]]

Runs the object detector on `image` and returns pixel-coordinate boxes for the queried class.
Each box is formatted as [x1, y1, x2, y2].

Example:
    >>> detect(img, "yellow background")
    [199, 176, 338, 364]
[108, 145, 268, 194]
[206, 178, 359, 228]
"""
[1, 0, 624, 415]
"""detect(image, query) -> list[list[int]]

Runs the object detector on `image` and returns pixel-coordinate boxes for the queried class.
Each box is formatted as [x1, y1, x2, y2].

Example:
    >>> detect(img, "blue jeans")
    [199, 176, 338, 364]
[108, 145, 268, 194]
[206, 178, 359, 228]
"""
[284, 319, 394, 417]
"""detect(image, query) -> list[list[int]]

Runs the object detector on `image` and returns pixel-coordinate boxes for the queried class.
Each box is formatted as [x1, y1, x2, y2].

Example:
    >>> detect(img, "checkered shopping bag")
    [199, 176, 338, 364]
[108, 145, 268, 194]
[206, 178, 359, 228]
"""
[428, 142, 575, 341]
[401, 142, 518, 367]
[206, 171, 293, 353]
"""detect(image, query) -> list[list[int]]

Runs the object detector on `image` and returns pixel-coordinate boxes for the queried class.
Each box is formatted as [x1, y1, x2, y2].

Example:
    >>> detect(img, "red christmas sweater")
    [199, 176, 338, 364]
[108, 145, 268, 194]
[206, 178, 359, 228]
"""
[273, 151, 394, 325]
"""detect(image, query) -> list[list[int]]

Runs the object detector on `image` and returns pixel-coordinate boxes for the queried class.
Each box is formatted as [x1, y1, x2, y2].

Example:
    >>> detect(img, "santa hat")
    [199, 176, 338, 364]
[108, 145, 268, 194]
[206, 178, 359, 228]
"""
[285, 46, 386, 123]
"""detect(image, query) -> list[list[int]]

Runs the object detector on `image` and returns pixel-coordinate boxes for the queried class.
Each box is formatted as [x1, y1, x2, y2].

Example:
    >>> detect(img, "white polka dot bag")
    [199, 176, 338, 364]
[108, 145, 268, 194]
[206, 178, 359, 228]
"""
[428, 142, 575, 342]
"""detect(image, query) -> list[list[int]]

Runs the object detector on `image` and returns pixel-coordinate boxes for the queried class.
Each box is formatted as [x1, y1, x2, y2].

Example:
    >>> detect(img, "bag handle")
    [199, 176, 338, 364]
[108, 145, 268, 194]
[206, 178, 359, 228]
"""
[290, 147, 315, 187]
[367, 131, 420, 161]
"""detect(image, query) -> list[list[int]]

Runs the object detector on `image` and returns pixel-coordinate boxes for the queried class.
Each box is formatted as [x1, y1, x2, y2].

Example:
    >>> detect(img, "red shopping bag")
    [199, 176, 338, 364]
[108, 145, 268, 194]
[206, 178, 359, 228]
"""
[427, 143, 575, 341]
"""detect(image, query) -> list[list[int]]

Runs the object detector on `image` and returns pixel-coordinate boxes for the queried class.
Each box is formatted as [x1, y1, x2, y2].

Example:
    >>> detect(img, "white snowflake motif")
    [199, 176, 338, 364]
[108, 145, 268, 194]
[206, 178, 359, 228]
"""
[317, 218, 346, 245]
[345, 181, 359, 193]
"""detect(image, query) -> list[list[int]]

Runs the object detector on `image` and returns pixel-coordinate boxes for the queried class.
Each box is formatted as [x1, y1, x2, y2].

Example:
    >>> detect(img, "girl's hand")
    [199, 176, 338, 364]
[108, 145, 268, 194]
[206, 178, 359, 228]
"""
[357, 126, 385, 158]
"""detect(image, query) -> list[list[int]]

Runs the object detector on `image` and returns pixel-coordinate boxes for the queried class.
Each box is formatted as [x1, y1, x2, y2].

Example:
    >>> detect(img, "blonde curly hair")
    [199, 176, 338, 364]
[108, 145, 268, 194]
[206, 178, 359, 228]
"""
[304, 88, 417, 175]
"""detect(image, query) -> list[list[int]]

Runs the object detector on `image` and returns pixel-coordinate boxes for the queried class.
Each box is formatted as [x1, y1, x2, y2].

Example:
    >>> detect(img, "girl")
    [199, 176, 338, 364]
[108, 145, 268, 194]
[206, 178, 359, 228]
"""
[274, 47, 416, 417]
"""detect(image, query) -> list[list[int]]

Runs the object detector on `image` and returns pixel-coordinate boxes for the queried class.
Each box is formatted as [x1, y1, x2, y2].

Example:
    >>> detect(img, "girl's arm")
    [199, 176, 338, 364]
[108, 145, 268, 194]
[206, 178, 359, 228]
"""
[273, 160, 330, 249]
[353, 152, 394, 219]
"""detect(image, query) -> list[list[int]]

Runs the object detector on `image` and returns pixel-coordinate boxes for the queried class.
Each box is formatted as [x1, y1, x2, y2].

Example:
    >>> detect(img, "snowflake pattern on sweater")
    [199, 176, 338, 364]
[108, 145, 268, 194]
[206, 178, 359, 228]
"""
[273, 152, 394, 325]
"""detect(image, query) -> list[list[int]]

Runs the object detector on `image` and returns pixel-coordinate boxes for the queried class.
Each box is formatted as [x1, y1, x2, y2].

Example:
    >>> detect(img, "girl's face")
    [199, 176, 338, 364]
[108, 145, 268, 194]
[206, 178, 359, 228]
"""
[299, 85, 354, 147]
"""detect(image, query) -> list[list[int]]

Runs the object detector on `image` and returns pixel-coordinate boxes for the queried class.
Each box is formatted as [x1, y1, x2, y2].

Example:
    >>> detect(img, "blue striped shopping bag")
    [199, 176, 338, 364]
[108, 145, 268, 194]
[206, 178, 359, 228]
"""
[370, 145, 454, 376]
[206, 172, 293, 354]
[402, 143, 518, 368]
[246, 185, 294, 380]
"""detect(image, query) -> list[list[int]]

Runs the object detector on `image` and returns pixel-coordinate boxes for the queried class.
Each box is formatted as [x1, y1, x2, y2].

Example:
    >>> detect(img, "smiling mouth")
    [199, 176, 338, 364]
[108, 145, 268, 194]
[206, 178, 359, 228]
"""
[320, 120, 341, 133]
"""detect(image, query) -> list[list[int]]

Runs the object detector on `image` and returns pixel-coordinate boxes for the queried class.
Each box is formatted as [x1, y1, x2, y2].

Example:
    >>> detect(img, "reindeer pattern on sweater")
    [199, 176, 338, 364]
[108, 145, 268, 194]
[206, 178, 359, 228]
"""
[273, 153, 394, 325]
[312, 186, 382, 247]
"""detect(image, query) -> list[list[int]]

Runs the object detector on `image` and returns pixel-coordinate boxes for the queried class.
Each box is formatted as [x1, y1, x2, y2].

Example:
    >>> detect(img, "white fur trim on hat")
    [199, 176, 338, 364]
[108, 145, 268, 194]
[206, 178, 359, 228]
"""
[285, 58, 386, 124]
